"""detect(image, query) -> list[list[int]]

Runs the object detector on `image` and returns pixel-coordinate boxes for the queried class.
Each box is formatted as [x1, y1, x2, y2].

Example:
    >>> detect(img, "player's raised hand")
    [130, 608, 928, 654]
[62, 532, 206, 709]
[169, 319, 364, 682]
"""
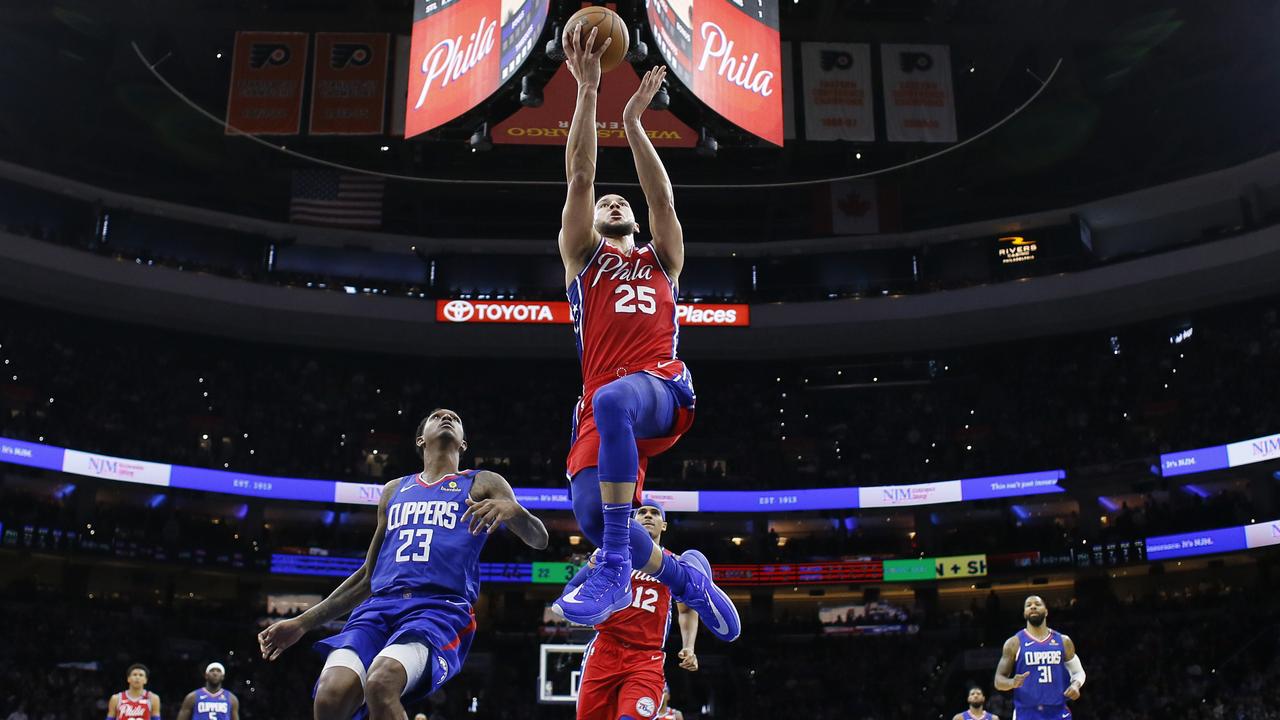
[563, 22, 612, 90]
[1011, 671, 1030, 689]
[624, 66, 667, 124]
[678, 648, 699, 672]
[258, 617, 305, 661]
[462, 495, 520, 535]
[1064, 683, 1081, 701]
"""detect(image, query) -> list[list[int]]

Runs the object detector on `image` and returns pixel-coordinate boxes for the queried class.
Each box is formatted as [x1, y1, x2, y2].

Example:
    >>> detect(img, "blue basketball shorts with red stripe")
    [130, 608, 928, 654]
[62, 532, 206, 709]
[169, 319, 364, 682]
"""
[313, 591, 476, 716]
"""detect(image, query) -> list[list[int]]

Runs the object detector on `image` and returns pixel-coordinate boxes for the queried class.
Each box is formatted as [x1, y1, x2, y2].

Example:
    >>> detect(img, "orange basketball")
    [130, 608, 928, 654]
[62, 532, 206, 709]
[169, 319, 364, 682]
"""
[563, 6, 629, 73]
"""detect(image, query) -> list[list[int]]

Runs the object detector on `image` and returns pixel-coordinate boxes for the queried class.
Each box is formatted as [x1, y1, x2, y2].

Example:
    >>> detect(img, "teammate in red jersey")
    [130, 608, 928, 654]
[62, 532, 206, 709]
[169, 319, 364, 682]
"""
[551, 22, 738, 642]
[573, 503, 699, 720]
[107, 663, 161, 720]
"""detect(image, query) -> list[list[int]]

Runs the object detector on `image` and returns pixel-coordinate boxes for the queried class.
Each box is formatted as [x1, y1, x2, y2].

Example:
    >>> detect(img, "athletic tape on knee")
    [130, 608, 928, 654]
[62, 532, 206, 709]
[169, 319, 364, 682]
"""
[375, 642, 431, 692]
[322, 648, 368, 687]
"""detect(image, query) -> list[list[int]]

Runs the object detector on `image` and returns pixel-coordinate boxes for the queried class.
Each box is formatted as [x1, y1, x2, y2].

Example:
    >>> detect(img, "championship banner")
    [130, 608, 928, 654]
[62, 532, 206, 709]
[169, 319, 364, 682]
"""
[404, 0, 550, 138]
[493, 64, 697, 147]
[310, 33, 390, 135]
[880, 43, 957, 143]
[435, 299, 750, 326]
[800, 42, 874, 141]
[647, 0, 784, 146]
[225, 31, 309, 135]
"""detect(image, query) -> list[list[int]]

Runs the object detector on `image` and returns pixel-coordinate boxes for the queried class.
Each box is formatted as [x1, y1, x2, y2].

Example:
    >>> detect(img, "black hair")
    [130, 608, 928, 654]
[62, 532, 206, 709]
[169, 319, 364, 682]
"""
[126, 663, 149, 679]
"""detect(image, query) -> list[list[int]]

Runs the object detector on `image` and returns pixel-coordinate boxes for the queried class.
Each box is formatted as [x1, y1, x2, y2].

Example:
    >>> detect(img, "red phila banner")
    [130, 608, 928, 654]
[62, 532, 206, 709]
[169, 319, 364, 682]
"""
[226, 32, 309, 135]
[404, 0, 550, 139]
[310, 33, 390, 135]
[436, 299, 750, 326]
[648, 0, 783, 146]
[493, 63, 697, 148]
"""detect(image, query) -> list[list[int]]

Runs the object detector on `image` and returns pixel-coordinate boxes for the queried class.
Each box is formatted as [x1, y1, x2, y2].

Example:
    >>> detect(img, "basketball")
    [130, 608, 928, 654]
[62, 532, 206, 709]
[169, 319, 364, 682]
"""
[563, 5, 629, 73]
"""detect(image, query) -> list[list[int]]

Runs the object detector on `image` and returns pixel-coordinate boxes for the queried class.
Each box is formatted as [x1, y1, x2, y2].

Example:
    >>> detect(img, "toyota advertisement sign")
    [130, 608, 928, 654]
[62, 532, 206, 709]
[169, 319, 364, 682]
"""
[435, 299, 750, 326]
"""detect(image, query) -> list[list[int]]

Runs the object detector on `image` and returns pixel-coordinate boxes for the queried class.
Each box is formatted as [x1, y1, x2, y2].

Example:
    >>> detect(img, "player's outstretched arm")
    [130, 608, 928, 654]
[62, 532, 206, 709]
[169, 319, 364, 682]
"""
[623, 66, 684, 281]
[257, 479, 397, 660]
[464, 470, 550, 549]
[1062, 634, 1084, 700]
[993, 635, 1029, 691]
[559, 23, 611, 281]
[676, 601, 699, 671]
[176, 691, 196, 720]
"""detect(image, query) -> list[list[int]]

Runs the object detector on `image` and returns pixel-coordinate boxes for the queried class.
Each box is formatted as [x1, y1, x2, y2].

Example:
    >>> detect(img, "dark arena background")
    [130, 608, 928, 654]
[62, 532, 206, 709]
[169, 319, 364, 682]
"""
[2, 1, 1280, 718]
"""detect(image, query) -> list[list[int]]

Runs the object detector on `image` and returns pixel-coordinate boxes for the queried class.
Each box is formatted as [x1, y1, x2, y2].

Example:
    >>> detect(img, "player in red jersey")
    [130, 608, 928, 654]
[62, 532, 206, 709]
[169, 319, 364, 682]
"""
[573, 503, 699, 720]
[551, 22, 739, 642]
[107, 663, 161, 720]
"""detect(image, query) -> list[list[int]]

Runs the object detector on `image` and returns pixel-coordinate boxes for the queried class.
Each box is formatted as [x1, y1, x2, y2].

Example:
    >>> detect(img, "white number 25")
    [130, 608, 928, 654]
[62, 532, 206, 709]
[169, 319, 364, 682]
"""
[614, 285, 657, 315]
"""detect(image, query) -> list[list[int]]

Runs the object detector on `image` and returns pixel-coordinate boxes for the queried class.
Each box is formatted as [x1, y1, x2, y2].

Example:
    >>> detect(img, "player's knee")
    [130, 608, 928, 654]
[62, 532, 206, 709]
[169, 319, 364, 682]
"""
[364, 665, 406, 707]
[592, 383, 634, 431]
[313, 673, 362, 719]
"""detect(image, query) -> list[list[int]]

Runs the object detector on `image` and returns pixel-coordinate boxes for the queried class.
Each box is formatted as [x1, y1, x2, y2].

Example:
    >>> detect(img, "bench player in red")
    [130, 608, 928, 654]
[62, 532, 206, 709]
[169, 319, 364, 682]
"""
[106, 663, 160, 720]
[572, 502, 699, 720]
[550, 22, 739, 642]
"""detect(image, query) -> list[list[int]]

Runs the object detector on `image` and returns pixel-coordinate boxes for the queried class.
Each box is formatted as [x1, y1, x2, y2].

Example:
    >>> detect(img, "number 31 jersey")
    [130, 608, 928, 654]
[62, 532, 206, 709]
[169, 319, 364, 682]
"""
[568, 240, 684, 394]
[1014, 629, 1070, 709]
[370, 470, 488, 604]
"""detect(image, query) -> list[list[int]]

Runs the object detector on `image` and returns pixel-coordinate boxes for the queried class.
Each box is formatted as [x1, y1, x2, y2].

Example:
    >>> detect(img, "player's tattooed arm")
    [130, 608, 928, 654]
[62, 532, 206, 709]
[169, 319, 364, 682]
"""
[258, 479, 397, 660]
[465, 471, 550, 548]
[560, 23, 609, 281]
[623, 65, 684, 282]
[993, 635, 1029, 691]
[176, 691, 196, 720]
[676, 601, 699, 671]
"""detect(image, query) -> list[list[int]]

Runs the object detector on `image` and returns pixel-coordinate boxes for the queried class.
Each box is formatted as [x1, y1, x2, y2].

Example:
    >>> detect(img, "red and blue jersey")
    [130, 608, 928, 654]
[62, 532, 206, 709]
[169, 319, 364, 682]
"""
[1014, 629, 1070, 711]
[594, 566, 673, 650]
[115, 690, 151, 719]
[370, 470, 487, 604]
[565, 240, 696, 486]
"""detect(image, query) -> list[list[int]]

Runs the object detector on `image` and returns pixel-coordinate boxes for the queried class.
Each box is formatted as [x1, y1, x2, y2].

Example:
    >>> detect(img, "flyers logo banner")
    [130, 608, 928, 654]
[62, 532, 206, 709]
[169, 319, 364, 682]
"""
[311, 33, 390, 135]
[800, 42, 874, 142]
[404, 0, 549, 138]
[647, 0, 783, 146]
[436, 300, 749, 326]
[879, 43, 958, 143]
[493, 63, 697, 147]
[226, 32, 309, 135]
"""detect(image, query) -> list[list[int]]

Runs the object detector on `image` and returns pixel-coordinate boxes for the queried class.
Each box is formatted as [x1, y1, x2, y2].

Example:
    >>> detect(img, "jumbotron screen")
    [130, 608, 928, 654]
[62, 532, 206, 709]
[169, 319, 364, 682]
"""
[646, 0, 783, 145]
[405, 0, 550, 138]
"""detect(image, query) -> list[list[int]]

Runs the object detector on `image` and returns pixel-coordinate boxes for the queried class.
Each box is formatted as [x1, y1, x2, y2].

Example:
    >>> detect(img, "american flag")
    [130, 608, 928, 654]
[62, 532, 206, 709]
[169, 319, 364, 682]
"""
[289, 169, 385, 228]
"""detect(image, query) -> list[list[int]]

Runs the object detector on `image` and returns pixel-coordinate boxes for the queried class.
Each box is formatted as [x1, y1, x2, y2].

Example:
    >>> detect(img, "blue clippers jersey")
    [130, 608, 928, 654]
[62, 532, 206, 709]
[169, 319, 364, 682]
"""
[193, 688, 231, 720]
[1014, 629, 1069, 709]
[371, 470, 487, 603]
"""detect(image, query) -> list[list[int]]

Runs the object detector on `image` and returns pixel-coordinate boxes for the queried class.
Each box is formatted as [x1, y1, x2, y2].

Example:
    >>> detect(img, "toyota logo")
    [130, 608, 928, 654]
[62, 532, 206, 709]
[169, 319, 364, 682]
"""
[443, 300, 475, 322]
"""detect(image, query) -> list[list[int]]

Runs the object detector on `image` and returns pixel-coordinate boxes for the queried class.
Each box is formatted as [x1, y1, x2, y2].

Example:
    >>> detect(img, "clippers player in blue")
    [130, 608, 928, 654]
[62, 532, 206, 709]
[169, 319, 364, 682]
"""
[257, 409, 550, 720]
[994, 596, 1085, 720]
[176, 663, 239, 720]
[952, 687, 997, 720]
[552, 20, 739, 643]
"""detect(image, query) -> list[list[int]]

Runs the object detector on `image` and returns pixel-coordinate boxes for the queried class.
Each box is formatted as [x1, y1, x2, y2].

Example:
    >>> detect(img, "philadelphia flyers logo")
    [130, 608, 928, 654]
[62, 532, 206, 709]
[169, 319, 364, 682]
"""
[249, 43, 291, 68]
[331, 43, 373, 69]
